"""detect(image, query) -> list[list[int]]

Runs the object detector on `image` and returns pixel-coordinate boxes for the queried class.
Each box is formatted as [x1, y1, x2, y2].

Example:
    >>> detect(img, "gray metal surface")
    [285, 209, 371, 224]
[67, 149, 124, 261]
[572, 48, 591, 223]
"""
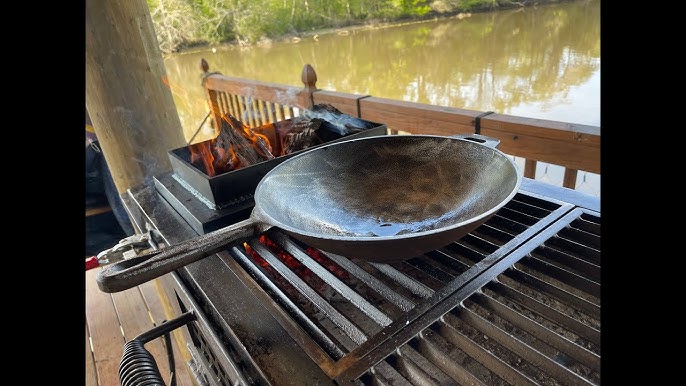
[118, 176, 600, 385]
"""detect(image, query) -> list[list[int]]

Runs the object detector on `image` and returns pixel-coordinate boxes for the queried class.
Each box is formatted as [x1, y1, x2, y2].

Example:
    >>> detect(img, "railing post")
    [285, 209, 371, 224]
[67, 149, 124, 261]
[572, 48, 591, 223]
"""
[524, 160, 537, 180]
[301, 64, 318, 109]
[563, 169, 579, 190]
[200, 58, 224, 137]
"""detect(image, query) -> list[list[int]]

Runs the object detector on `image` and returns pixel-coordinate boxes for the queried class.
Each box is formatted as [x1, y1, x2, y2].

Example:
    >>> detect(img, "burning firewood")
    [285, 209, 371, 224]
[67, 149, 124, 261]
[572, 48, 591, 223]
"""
[283, 104, 374, 154]
[189, 113, 274, 176]
[282, 118, 324, 154]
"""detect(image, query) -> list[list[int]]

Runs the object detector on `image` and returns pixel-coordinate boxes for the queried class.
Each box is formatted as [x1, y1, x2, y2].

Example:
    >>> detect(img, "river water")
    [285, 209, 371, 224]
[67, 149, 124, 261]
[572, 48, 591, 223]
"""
[162, 0, 600, 196]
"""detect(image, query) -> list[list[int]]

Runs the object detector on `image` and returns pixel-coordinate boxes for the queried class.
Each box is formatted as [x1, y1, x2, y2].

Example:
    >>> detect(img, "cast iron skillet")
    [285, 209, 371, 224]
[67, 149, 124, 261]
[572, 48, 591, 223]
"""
[97, 134, 522, 293]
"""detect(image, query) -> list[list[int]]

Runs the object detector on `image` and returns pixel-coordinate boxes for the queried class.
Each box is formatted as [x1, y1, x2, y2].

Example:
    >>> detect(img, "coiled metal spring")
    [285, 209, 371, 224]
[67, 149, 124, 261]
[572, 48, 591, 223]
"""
[120, 340, 165, 385]
[119, 311, 196, 386]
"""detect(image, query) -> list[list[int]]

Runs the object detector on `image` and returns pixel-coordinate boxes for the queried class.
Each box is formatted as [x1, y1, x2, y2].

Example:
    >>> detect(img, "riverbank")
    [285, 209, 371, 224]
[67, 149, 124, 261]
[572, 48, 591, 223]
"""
[163, 0, 575, 54]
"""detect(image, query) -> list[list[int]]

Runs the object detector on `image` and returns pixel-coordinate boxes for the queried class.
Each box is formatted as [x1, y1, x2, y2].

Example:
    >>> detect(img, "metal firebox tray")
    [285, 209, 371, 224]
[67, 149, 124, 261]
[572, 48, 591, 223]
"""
[168, 117, 387, 209]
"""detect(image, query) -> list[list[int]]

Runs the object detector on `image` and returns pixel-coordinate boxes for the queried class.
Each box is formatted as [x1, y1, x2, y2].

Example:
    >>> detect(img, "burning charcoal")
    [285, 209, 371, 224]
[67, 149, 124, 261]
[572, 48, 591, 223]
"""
[299, 103, 375, 135]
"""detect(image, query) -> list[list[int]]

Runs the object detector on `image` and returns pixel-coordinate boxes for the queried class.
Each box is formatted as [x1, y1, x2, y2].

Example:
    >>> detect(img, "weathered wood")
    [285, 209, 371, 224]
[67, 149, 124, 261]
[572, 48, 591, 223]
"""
[204, 75, 311, 111]
[481, 113, 600, 146]
[85, 323, 98, 386]
[359, 97, 477, 136]
[524, 159, 537, 179]
[563, 168, 579, 189]
[312, 90, 369, 118]
[85, 268, 125, 386]
[205, 89, 223, 139]
[86, 265, 195, 386]
[112, 287, 174, 382]
[138, 281, 195, 386]
[149, 277, 198, 386]
[86, 206, 112, 218]
[480, 127, 600, 174]
[198, 62, 601, 194]
[86, 0, 186, 194]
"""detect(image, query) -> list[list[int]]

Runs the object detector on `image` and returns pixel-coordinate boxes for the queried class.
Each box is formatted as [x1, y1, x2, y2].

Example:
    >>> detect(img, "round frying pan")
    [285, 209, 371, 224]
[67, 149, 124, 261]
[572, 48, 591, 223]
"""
[97, 134, 522, 293]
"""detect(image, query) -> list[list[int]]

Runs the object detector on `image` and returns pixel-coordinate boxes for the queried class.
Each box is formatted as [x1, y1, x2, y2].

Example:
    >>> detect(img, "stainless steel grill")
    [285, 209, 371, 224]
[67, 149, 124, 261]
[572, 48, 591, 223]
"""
[121, 175, 600, 386]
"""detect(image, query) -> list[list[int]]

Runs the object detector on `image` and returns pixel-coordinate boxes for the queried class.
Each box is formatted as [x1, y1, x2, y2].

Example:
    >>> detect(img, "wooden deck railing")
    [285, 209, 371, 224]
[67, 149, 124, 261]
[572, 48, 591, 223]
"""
[199, 60, 600, 191]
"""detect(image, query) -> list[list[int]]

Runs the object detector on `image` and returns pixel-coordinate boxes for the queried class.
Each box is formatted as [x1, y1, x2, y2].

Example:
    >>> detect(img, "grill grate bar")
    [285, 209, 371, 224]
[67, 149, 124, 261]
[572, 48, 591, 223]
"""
[506, 200, 554, 219]
[230, 246, 346, 360]
[532, 245, 600, 282]
[391, 346, 460, 386]
[485, 280, 600, 345]
[503, 269, 599, 319]
[443, 241, 488, 265]
[322, 251, 416, 312]
[484, 214, 528, 235]
[423, 250, 472, 277]
[472, 223, 516, 246]
[469, 291, 600, 370]
[451, 308, 594, 385]
[571, 214, 601, 235]
[430, 320, 537, 385]
[546, 236, 600, 266]
[273, 233, 393, 327]
[369, 262, 435, 298]
[517, 257, 600, 298]
[557, 228, 600, 251]
[459, 233, 501, 255]
[363, 361, 410, 385]
[496, 207, 543, 227]
[404, 258, 456, 284]
[411, 334, 492, 385]
[247, 240, 369, 345]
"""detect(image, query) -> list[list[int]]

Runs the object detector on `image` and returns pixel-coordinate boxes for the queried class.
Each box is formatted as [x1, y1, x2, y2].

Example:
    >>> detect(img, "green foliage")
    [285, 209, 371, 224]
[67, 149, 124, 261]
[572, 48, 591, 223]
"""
[146, 0, 557, 52]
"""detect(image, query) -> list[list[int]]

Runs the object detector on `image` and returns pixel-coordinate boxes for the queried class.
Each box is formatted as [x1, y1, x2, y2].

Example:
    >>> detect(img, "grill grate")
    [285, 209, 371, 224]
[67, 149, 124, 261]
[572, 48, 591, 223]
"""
[357, 208, 600, 385]
[224, 192, 574, 375]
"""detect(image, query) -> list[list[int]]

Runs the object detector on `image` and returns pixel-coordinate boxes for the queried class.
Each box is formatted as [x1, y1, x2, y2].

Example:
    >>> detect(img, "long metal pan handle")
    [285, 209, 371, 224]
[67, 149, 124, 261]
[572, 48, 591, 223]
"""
[96, 218, 260, 293]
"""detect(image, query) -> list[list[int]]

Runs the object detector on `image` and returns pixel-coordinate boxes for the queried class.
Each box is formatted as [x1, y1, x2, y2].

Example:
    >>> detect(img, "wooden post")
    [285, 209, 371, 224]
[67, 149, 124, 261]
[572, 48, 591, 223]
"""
[85, 0, 186, 194]
[301, 64, 318, 108]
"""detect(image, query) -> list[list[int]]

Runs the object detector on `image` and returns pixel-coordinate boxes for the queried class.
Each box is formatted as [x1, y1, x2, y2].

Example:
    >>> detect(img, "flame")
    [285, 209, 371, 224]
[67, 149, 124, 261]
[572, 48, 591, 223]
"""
[188, 113, 273, 177]
[189, 141, 216, 176]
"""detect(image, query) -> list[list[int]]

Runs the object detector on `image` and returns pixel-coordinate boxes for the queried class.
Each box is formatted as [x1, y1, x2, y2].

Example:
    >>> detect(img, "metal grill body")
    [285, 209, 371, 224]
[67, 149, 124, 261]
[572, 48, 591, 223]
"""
[121, 176, 600, 386]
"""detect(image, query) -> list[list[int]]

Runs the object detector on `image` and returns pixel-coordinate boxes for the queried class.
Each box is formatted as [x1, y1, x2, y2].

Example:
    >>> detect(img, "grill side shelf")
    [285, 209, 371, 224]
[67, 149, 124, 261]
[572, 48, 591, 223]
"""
[340, 207, 601, 385]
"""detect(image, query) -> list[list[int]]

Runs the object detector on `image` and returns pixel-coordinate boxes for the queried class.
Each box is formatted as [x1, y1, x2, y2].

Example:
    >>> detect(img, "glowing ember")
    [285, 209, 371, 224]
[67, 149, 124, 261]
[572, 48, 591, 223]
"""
[259, 235, 313, 279]
[305, 247, 349, 280]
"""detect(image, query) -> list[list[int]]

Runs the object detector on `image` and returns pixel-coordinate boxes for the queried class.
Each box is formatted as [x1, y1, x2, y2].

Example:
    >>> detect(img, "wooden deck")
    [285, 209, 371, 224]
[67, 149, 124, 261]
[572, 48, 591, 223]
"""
[85, 266, 196, 386]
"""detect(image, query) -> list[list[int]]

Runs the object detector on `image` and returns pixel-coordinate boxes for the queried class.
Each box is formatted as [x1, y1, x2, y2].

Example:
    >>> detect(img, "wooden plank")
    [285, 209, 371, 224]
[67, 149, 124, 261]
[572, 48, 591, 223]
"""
[359, 107, 474, 136]
[205, 88, 223, 138]
[312, 90, 368, 117]
[85, 267, 124, 386]
[139, 280, 195, 386]
[481, 113, 600, 146]
[360, 96, 481, 126]
[112, 285, 174, 384]
[481, 127, 600, 174]
[205, 75, 312, 110]
[86, 206, 112, 217]
[359, 97, 476, 136]
[524, 159, 537, 179]
[563, 168, 579, 189]
[85, 323, 98, 386]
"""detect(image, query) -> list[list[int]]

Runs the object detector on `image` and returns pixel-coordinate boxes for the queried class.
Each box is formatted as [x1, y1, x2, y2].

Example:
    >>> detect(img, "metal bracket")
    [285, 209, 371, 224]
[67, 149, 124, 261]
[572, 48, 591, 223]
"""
[96, 228, 162, 266]
[474, 111, 494, 134]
